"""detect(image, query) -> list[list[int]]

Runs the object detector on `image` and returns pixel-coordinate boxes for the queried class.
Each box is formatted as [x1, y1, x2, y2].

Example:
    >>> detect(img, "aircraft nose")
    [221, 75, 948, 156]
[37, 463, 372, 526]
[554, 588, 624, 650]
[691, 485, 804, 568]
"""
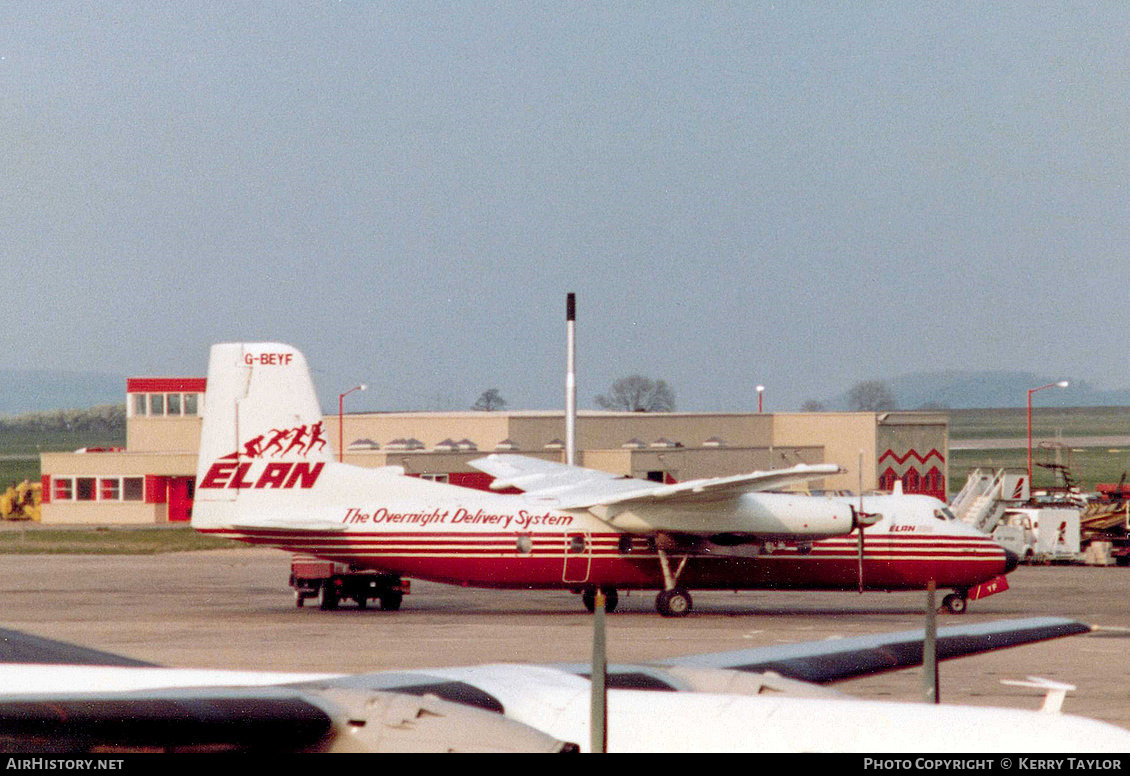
[1003, 548, 1020, 573]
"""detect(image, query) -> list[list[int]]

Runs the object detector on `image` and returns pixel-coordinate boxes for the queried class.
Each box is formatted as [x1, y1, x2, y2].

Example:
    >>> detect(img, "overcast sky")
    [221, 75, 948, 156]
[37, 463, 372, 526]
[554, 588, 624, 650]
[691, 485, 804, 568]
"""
[3, 3, 1128, 412]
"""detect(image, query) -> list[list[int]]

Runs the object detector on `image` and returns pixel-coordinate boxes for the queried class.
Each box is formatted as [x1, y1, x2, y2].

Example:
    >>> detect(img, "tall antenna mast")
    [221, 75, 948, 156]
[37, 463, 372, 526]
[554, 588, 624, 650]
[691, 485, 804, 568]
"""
[566, 293, 577, 466]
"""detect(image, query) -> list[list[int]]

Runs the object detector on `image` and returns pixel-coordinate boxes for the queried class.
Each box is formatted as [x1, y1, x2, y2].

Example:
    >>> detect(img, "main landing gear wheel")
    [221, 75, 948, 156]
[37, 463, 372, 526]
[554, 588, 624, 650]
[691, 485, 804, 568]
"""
[942, 592, 968, 614]
[581, 587, 618, 613]
[379, 592, 403, 611]
[656, 588, 692, 617]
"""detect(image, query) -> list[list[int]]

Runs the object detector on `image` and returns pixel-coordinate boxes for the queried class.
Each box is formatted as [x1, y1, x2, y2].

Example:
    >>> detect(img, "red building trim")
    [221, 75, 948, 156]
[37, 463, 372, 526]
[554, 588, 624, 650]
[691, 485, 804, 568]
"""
[879, 448, 944, 465]
[127, 378, 207, 394]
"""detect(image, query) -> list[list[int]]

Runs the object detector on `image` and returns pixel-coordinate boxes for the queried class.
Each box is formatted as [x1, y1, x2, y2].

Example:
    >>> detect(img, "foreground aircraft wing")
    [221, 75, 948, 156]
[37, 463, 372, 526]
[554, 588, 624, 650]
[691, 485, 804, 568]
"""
[0, 628, 155, 668]
[654, 616, 1094, 683]
[468, 453, 842, 509]
[0, 617, 1119, 753]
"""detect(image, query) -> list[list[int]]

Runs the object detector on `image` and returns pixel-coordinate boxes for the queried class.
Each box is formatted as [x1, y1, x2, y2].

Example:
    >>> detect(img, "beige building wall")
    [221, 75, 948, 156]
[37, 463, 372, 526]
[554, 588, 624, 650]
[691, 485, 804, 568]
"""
[42, 451, 199, 477]
[331, 411, 776, 457]
[41, 501, 167, 526]
[771, 412, 879, 492]
[40, 451, 198, 525]
[125, 417, 203, 453]
[336, 413, 514, 451]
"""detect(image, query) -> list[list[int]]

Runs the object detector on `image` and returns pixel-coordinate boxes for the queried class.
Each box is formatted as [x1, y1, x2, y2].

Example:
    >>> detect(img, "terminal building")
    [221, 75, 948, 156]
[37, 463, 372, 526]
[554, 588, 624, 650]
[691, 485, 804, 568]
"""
[39, 377, 949, 525]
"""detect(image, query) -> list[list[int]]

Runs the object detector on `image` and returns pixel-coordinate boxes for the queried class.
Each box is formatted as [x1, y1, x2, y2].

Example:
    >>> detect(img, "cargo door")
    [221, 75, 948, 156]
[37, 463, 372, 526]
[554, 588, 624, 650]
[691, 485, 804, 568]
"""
[562, 531, 591, 584]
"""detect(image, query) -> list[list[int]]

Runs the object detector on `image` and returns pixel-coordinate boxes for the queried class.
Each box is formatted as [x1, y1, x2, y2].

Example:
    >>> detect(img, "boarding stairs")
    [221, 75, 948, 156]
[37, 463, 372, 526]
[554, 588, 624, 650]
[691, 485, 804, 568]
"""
[951, 468, 1013, 534]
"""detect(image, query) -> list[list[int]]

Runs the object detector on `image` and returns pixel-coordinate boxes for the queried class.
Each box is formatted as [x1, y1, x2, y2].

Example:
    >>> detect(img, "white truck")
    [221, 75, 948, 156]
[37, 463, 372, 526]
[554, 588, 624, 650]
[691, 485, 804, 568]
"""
[991, 507, 1081, 564]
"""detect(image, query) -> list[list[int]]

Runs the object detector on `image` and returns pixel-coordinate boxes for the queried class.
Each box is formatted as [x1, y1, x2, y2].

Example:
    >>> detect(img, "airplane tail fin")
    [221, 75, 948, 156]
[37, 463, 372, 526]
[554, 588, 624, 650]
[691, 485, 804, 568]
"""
[193, 343, 333, 530]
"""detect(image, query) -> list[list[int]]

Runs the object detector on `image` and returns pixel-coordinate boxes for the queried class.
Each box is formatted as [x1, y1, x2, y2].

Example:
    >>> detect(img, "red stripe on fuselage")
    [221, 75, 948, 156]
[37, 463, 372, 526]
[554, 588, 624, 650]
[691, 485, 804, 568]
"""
[198, 528, 1009, 592]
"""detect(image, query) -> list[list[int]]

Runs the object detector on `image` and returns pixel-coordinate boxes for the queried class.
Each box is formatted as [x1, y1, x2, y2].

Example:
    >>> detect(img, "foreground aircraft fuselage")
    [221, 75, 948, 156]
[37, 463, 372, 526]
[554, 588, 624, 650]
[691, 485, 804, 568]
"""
[2, 618, 1125, 752]
[192, 343, 1015, 616]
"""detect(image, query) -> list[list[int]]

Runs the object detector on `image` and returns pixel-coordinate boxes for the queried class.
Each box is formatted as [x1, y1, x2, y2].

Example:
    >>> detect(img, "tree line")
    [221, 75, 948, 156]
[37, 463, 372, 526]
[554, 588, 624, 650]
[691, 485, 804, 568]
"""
[474, 377, 929, 413]
[0, 404, 126, 433]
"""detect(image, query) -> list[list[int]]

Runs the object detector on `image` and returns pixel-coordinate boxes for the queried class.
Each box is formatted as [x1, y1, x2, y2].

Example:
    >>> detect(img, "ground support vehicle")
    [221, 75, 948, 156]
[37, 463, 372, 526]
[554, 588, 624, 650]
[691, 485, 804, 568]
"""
[289, 555, 410, 611]
[1080, 486, 1130, 566]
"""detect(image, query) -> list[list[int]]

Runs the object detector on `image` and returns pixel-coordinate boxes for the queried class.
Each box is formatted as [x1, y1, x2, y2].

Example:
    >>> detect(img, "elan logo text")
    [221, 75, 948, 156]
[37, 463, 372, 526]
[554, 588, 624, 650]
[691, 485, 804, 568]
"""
[198, 461, 325, 490]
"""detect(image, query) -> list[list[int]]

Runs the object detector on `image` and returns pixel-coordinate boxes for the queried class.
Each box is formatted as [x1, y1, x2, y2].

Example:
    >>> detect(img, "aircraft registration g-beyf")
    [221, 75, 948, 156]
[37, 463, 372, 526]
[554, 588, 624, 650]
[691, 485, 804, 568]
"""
[192, 343, 1016, 616]
[1, 618, 1128, 752]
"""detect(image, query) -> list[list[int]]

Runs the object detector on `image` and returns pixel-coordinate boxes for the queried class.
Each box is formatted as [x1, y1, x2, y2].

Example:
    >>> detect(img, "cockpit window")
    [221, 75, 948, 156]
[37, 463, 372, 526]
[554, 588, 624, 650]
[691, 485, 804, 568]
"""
[934, 507, 957, 522]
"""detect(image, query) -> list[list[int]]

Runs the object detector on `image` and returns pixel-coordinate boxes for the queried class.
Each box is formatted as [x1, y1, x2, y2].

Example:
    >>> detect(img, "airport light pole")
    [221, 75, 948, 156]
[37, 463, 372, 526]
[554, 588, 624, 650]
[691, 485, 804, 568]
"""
[756, 385, 765, 413]
[1027, 381, 1069, 490]
[338, 384, 368, 463]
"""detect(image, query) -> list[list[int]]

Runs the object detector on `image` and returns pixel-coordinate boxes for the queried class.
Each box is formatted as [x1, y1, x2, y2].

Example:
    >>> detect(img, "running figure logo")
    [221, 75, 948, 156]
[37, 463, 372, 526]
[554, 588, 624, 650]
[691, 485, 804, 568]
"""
[233, 422, 328, 459]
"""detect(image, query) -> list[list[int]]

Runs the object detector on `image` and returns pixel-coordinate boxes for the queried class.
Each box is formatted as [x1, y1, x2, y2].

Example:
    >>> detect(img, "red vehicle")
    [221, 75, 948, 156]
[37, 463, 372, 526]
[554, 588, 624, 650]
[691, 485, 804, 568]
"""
[289, 555, 410, 611]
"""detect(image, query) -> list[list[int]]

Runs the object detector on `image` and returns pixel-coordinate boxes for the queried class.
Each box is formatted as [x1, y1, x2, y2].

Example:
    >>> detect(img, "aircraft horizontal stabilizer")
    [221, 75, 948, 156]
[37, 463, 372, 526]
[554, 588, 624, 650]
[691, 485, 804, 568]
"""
[229, 519, 349, 533]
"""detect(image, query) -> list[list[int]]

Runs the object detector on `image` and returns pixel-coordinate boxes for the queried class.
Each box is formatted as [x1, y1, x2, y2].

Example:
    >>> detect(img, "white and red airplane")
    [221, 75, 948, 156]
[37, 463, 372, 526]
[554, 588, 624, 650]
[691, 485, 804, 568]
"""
[192, 342, 1016, 616]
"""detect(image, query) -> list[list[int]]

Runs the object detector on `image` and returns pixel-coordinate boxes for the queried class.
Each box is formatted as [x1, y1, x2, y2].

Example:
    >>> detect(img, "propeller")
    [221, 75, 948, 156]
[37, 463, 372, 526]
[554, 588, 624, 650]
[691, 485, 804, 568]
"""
[854, 451, 882, 594]
[857, 457, 865, 594]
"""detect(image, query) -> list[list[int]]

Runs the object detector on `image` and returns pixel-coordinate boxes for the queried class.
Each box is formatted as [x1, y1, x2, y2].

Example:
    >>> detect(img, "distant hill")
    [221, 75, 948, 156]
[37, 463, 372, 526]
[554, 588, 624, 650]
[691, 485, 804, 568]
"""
[826, 371, 1130, 410]
[0, 369, 125, 416]
[2, 366, 1127, 415]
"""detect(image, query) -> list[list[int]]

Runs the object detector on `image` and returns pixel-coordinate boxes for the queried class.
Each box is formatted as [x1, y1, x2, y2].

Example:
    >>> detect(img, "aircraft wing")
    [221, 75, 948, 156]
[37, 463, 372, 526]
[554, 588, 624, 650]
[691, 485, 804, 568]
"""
[652, 616, 1094, 683]
[468, 453, 842, 509]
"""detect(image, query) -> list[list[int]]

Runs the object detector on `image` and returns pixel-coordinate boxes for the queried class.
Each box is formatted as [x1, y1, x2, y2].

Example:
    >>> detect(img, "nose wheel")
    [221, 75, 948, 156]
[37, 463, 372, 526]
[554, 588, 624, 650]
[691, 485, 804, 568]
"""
[942, 592, 968, 614]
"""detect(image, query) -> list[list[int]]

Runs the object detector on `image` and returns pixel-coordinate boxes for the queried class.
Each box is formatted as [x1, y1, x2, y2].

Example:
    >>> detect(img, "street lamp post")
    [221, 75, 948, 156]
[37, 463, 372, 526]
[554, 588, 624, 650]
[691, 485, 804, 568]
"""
[339, 384, 368, 463]
[1027, 381, 1069, 491]
[756, 385, 765, 413]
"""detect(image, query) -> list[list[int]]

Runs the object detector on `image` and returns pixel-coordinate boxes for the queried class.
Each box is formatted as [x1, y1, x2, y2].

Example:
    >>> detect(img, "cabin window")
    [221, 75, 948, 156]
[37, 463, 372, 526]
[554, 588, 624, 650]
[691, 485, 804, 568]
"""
[516, 534, 532, 555]
[618, 534, 633, 554]
[567, 534, 587, 554]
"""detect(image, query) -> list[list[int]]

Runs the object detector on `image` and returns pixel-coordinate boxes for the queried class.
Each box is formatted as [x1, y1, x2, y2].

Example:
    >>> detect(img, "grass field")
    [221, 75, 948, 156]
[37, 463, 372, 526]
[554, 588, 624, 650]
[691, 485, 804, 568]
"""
[949, 447, 1130, 494]
[948, 406, 1130, 440]
[0, 526, 240, 554]
[947, 406, 1130, 493]
[0, 427, 126, 489]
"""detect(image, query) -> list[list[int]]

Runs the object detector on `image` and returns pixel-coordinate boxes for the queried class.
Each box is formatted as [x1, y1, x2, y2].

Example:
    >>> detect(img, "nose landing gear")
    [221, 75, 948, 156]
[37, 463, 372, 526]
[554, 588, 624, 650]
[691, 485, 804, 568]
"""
[941, 591, 968, 614]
